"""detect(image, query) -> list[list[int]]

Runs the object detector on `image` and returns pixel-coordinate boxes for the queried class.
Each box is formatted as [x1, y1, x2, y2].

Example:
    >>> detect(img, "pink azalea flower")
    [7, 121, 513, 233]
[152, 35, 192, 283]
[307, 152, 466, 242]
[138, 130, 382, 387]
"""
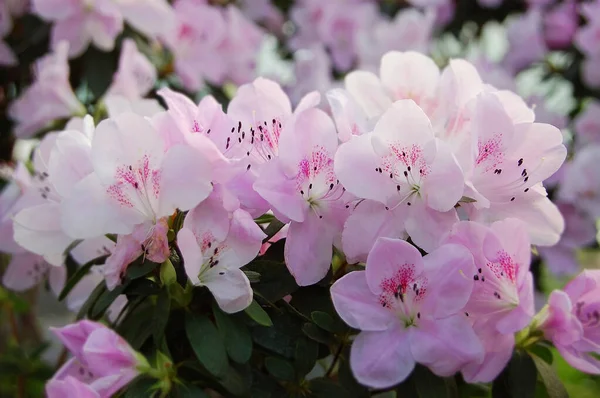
[502, 8, 547, 74]
[538, 270, 600, 374]
[574, 100, 600, 145]
[463, 92, 567, 246]
[0, 162, 32, 254]
[559, 144, 600, 218]
[13, 116, 97, 263]
[2, 252, 65, 295]
[356, 8, 435, 71]
[106, 39, 156, 101]
[289, 44, 335, 106]
[32, 0, 123, 57]
[335, 100, 464, 253]
[113, 0, 175, 40]
[254, 107, 351, 285]
[8, 42, 85, 138]
[331, 238, 482, 388]
[581, 55, 600, 89]
[177, 192, 265, 313]
[442, 219, 535, 381]
[164, 0, 227, 90]
[575, 19, 600, 57]
[225, 78, 321, 216]
[48, 320, 147, 397]
[46, 376, 100, 398]
[543, 0, 578, 50]
[538, 203, 597, 276]
[326, 87, 370, 143]
[60, 112, 213, 239]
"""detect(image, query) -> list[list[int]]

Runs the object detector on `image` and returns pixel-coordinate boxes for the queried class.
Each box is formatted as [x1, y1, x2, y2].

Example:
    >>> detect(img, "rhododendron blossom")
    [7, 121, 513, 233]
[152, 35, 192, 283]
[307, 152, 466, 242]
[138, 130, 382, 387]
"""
[331, 238, 482, 388]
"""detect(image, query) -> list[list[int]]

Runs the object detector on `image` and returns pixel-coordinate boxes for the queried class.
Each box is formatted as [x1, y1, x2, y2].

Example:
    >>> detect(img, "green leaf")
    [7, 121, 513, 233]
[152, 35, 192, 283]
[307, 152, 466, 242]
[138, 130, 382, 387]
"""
[262, 219, 286, 242]
[311, 310, 348, 334]
[302, 323, 335, 345]
[245, 300, 273, 327]
[58, 255, 108, 300]
[216, 364, 250, 396]
[124, 278, 161, 296]
[412, 365, 458, 398]
[294, 337, 319, 377]
[459, 196, 477, 203]
[530, 353, 568, 398]
[254, 213, 275, 224]
[308, 378, 350, 397]
[123, 377, 156, 398]
[243, 270, 261, 283]
[76, 282, 106, 320]
[252, 311, 305, 359]
[83, 46, 119, 100]
[177, 384, 209, 398]
[125, 258, 160, 280]
[528, 343, 554, 365]
[153, 289, 170, 344]
[492, 351, 537, 398]
[265, 356, 295, 381]
[213, 304, 253, 364]
[185, 312, 228, 377]
[91, 282, 128, 319]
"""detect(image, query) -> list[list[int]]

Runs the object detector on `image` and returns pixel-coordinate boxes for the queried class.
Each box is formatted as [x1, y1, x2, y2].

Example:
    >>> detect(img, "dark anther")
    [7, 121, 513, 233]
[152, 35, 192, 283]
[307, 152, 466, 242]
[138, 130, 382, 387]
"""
[407, 202, 411, 206]
[524, 177, 529, 182]
[231, 127, 235, 133]
[397, 185, 401, 191]
[465, 312, 469, 316]
[246, 164, 251, 170]
[417, 312, 421, 319]
[206, 129, 211, 134]
[390, 173, 393, 178]
[511, 197, 515, 201]
[134, 182, 139, 189]
[219, 272, 225, 275]
[481, 276, 485, 282]
[474, 275, 479, 281]
[207, 242, 212, 248]
[267, 154, 272, 159]
[300, 190, 304, 195]
[518, 158, 523, 166]
[522, 169, 527, 177]
[404, 171, 408, 177]
[524, 188, 529, 192]
[329, 183, 334, 189]
[237, 121, 242, 132]
[478, 268, 482, 273]
[309, 183, 312, 189]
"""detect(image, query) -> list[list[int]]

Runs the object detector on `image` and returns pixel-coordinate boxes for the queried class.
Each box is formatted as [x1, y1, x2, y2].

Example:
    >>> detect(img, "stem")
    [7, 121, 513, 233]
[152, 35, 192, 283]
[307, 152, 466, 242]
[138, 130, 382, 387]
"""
[17, 375, 25, 398]
[7, 305, 20, 345]
[325, 342, 344, 378]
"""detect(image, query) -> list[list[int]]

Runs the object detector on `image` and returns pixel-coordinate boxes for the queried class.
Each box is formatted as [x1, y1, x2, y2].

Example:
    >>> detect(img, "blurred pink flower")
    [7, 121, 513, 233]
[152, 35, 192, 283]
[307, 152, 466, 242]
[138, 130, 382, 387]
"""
[574, 99, 600, 144]
[8, 42, 85, 138]
[539, 270, 600, 374]
[106, 39, 156, 100]
[502, 8, 547, 74]
[32, 0, 123, 57]
[543, 0, 578, 50]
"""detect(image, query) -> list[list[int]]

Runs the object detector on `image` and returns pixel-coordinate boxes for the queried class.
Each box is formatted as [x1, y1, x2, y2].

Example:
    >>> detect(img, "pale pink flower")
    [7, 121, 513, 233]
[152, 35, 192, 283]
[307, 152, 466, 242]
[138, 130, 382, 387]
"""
[539, 270, 600, 374]
[356, 8, 435, 72]
[574, 100, 600, 144]
[48, 320, 146, 397]
[538, 203, 597, 276]
[575, 19, 600, 57]
[289, 44, 335, 106]
[13, 117, 96, 263]
[326, 87, 370, 143]
[8, 42, 85, 138]
[238, 0, 284, 34]
[335, 100, 464, 253]
[0, 162, 32, 254]
[581, 56, 600, 89]
[331, 238, 482, 388]
[442, 219, 536, 382]
[113, 0, 175, 40]
[502, 8, 547, 74]
[2, 252, 65, 295]
[32, 0, 123, 57]
[46, 376, 100, 398]
[543, 0, 578, 50]
[177, 192, 265, 313]
[164, 0, 227, 90]
[559, 145, 600, 218]
[254, 107, 351, 285]
[463, 92, 566, 246]
[106, 39, 156, 100]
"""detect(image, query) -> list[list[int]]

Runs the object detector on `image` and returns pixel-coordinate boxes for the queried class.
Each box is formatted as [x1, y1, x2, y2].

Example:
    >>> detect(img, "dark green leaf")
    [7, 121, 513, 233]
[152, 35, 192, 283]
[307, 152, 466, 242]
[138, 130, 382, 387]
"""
[302, 323, 335, 345]
[216, 364, 250, 396]
[252, 311, 304, 358]
[245, 300, 273, 327]
[243, 270, 261, 283]
[83, 46, 119, 99]
[91, 282, 128, 319]
[338, 350, 370, 398]
[530, 354, 568, 398]
[245, 253, 299, 302]
[124, 278, 161, 296]
[310, 310, 349, 334]
[528, 343, 553, 365]
[153, 289, 170, 344]
[185, 312, 228, 377]
[177, 384, 209, 398]
[213, 304, 253, 364]
[492, 351, 537, 398]
[308, 378, 350, 397]
[265, 356, 295, 381]
[125, 258, 160, 280]
[294, 337, 319, 377]
[123, 377, 156, 398]
[254, 213, 275, 224]
[116, 300, 154, 349]
[262, 219, 286, 242]
[412, 365, 458, 398]
[76, 282, 106, 319]
[58, 255, 107, 300]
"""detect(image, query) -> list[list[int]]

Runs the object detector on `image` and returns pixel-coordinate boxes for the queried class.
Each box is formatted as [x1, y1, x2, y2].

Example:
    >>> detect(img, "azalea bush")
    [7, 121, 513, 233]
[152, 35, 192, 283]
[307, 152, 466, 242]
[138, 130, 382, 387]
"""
[1, 1, 600, 398]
